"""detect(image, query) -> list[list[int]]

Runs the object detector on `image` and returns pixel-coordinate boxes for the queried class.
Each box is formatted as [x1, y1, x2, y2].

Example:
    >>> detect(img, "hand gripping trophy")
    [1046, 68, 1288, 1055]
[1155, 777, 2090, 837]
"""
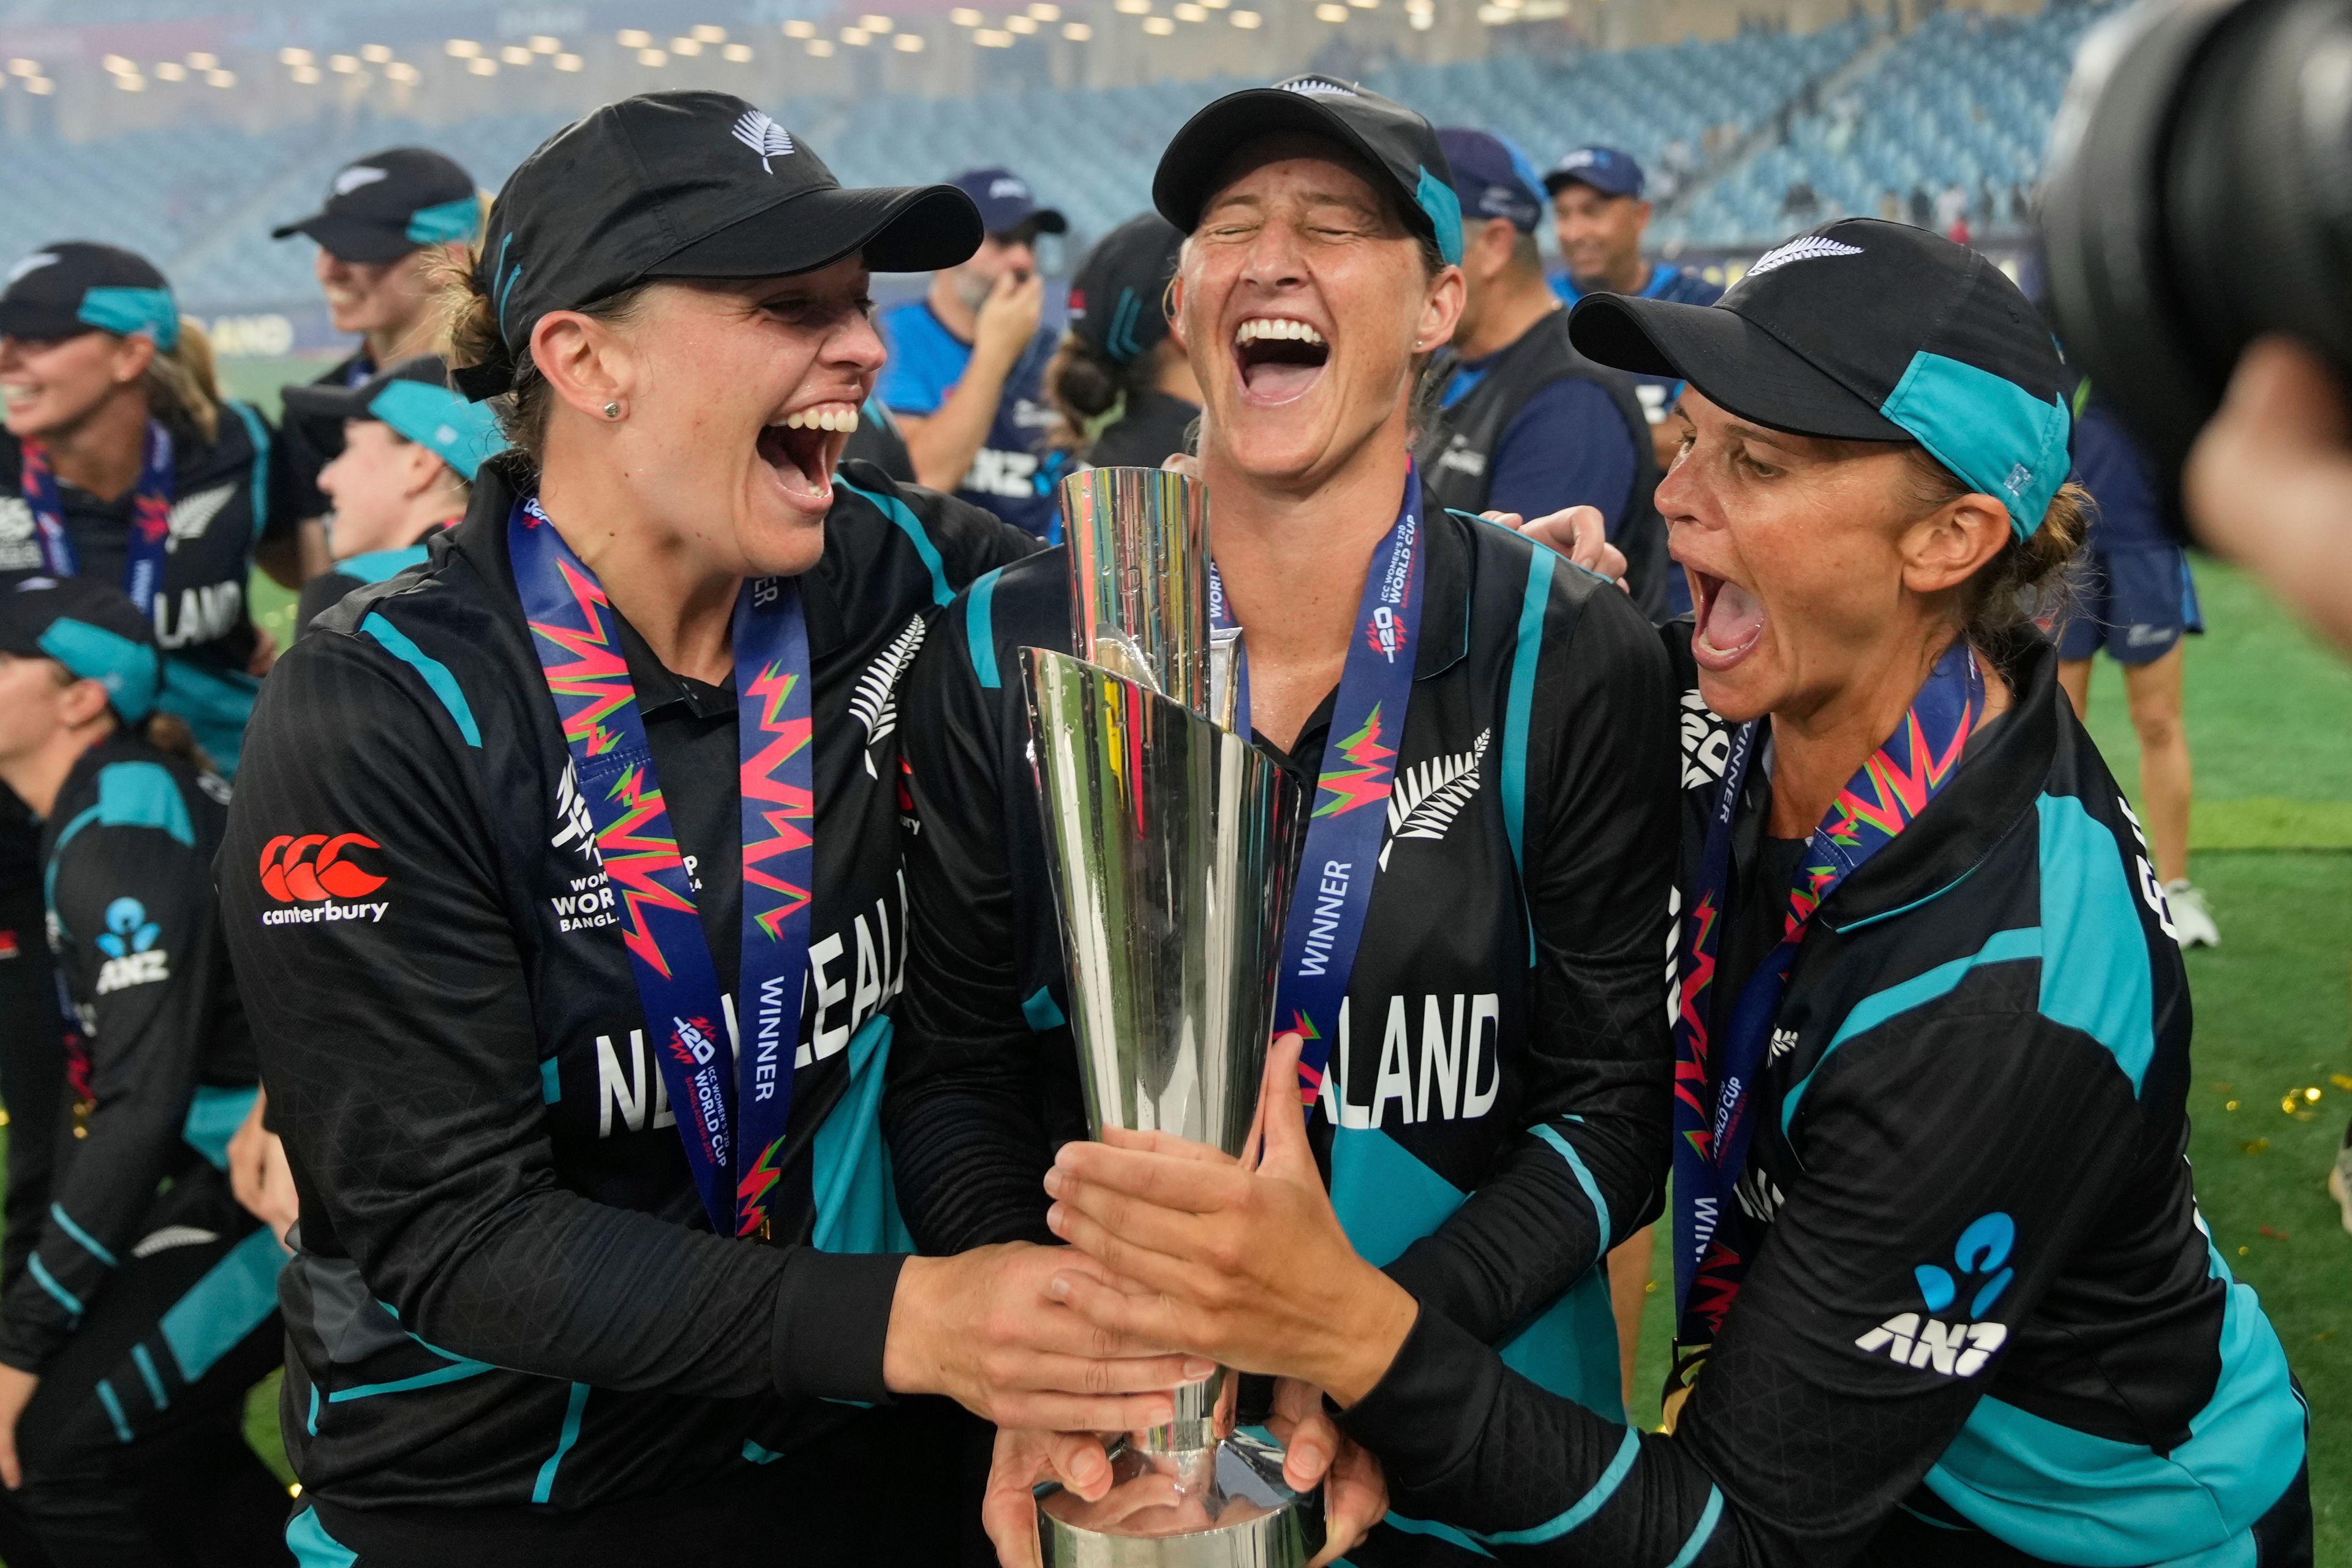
[1020, 467, 1315, 1566]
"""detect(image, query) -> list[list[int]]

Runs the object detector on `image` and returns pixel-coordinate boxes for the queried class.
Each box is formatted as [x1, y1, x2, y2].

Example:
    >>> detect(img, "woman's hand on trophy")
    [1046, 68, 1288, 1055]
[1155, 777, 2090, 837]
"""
[1268, 1377, 1389, 1566]
[1488, 504, 1632, 589]
[981, 1427, 1118, 1568]
[1039, 1034, 1420, 1407]
[883, 1242, 1213, 1432]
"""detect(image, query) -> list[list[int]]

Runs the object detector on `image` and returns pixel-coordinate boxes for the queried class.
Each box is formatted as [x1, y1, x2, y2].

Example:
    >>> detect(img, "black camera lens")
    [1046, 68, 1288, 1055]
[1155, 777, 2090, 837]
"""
[2041, 0, 2352, 516]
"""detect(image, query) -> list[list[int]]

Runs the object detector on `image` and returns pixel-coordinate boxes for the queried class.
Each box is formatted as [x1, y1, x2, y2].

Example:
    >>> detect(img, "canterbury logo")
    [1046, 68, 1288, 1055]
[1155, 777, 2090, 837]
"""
[1743, 236, 1863, 277]
[258, 833, 386, 902]
[732, 110, 795, 172]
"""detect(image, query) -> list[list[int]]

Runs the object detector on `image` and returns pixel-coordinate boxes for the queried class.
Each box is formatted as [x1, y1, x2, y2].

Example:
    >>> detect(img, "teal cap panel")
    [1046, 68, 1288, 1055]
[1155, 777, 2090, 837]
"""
[77, 287, 180, 352]
[405, 196, 483, 246]
[1415, 165, 1464, 266]
[368, 379, 506, 481]
[38, 617, 160, 722]
[1880, 350, 2071, 538]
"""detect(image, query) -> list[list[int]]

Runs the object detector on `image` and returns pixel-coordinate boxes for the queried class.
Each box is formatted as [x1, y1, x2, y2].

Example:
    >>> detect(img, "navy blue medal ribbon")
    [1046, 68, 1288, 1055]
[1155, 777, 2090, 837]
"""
[21, 420, 176, 614]
[1210, 462, 1428, 1106]
[508, 497, 814, 1238]
[1670, 639, 1983, 1352]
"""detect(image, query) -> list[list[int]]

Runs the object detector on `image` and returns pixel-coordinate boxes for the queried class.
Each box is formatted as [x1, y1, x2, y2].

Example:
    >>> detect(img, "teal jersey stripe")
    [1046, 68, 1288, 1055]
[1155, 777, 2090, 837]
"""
[1379, 1512, 1494, 1555]
[1529, 1125, 1611, 1256]
[287, 1506, 360, 1568]
[362, 611, 483, 747]
[95, 1379, 134, 1442]
[1480, 1423, 1642, 1545]
[839, 477, 954, 606]
[540, 1057, 562, 1104]
[1663, 1487, 1725, 1568]
[1501, 546, 1554, 963]
[227, 401, 272, 538]
[183, 1082, 259, 1171]
[307, 1381, 320, 1436]
[967, 565, 1006, 688]
[532, 1382, 591, 1503]
[1022, 986, 1065, 1032]
[131, 1343, 169, 1411]
[159, 1226, 285, 1382]
[49, 1203, 118, 1268]
[326, 1359, 497, 1402]
[28, 1254, 83, 1318]
[337, 544, 431, 586]
[2033, 794, 2158, 1091]
[744, 1438, 785, 1464]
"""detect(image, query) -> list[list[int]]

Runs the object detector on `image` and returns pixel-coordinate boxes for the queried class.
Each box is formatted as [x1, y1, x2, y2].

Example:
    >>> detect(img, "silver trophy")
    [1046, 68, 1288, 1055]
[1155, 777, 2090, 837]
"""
[1022, 467, 1313, 1567]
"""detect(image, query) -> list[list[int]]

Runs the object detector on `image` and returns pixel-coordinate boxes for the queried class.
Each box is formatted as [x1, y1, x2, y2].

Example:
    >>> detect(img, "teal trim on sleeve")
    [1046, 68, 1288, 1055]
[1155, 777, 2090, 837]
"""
[1529, 1125, 1611, 1256]
[77, 287, 179, 350]
[1476, 1424, 1642, 1545]
[809, 1017, 915, 1254]
[97, 760, 195, 845]
[307, 1381, 319, 1436]
[1022, 986, 1065, 1032]
[1662, 1487, 1725, 1568]
[1376, 1513, 1494, 1555]
[744, 1439, 786, 1464]
[2034, 793, 2158, 1092]
[540, 1057, 562, 1104]
[326, 1360, 496, 1401]
[183, 1082, 259, 1171]
[967, 565, 1006, 689]
[227, 401, 271, 539]
[159, 1227, 285, 1382]
[838, 477, 954, 606]
[405, 197, 483, 246]
[287, 1506, 360, 1568]
[532, 1382, 591, 1503]
[1784, 926, 2043, 1135]
[1879, 351, 2070, 538]
[337, 545, 431, 586]
[361, 611, 483, 747]
[37, 618, 159, 721]
[95, 1379, 134, 1442]
[1501, 547, 1553, 963]
[131, 1343, 169, 1411]
[48, 1204, 118, 1269]
[28, 1254, 83, 1319]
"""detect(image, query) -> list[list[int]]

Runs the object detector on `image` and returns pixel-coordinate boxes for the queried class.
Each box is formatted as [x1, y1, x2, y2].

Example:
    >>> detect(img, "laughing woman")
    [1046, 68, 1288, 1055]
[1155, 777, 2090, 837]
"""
[1038, 221, 2313, 1567]
[884, 80, 1678, 1566]
[215, 92, 1204, 1566]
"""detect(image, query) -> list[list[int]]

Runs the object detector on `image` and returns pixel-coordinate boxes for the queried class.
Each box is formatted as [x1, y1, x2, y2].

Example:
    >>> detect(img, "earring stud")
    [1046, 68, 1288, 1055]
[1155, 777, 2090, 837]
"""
[603, 401, 622, 420]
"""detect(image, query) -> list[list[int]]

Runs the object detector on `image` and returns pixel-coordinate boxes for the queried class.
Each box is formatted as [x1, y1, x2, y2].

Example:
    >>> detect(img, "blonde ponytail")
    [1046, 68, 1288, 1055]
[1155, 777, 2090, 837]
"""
[143, 317, 222, 444]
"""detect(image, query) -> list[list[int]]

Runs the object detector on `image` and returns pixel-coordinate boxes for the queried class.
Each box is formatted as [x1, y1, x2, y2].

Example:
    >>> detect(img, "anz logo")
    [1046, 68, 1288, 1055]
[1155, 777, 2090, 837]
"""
[1855, 1211, 2015, 1378]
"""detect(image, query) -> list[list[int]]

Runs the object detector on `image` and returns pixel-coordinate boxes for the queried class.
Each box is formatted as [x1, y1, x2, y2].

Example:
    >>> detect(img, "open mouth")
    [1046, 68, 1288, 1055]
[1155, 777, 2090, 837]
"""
[1232, 316, 1330, 405]
[756, 401, 859, 508]
[1690, 568, 1766, 671]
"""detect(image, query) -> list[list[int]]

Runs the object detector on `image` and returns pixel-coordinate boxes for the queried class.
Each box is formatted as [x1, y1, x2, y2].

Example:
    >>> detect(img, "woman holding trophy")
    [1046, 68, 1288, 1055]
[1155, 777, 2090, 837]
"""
[1035, 222, 2315, 1565]
[214, 91, 1213, 1564]
[886, 78, 1679, 1565]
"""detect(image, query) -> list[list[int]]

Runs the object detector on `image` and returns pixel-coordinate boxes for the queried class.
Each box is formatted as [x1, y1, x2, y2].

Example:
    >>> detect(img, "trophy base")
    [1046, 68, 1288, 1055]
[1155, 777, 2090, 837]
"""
[1037, 1430, 1318, 1567]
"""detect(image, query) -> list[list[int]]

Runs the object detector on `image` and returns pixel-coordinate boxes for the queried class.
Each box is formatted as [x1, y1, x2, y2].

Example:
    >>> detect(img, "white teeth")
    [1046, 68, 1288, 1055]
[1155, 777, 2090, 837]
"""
[778, 404, 859, 433]
[1234, 317, 1325, 347]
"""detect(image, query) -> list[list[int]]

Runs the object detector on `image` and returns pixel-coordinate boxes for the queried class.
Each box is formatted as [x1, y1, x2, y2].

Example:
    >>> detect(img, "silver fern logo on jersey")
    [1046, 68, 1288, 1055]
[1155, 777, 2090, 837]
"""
[1742, 235, 1863, 279]
[850, 615, 926, 778]
[166, 484, 235, 548]
[1379, 729, 1488, 869]
[732, 110, 795, 173]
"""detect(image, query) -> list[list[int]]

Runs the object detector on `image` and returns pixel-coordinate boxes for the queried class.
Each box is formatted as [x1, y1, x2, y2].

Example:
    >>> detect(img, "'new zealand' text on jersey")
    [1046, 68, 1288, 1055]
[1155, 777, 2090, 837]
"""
[877, 300, 1069, 539]
[884, 505, 1680, 1564]
[1330, 630, 2310, 1568]
[216, 458, 1033, 1517]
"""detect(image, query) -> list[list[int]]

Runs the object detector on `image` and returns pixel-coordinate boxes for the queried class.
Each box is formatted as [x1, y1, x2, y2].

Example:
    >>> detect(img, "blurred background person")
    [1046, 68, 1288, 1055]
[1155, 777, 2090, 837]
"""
[1046, 211, 1198, 470]
[880, 165, 1070, 537]
[1417, 127, 1668, 619]
[0, 576, 287, 1568]
[271, 148, 482, 579]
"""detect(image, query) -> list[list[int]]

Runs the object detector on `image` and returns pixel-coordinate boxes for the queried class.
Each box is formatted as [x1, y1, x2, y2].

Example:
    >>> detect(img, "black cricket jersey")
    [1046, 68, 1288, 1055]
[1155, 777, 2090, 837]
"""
[282, 349, 375, 526]
[1333, 631, 2312, 1567]
[215, 457, 1037, 1529]
[0, 732, 271, 1384]
[293, 529, 450, 643]
[1084, 388, 1199, 472]
[884, 500, 1680, 1562]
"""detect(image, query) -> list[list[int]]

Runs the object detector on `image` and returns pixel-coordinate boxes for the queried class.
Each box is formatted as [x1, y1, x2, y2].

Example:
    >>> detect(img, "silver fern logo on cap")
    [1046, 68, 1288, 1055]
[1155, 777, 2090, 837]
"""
[1743, 235, 1864, 279]
[6, 252, 58, 285]
[732, 110, 796, 173]
[1282, 76, 1358, 97]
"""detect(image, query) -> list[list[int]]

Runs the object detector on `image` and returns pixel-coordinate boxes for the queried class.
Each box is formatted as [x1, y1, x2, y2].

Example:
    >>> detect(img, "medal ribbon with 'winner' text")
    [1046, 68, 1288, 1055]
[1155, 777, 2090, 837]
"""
[21, 420, 175, 614]
[1670, 639, 1983, 1361]
[509, 496, 813, 1239]
[1212, 462, 1426, 1106]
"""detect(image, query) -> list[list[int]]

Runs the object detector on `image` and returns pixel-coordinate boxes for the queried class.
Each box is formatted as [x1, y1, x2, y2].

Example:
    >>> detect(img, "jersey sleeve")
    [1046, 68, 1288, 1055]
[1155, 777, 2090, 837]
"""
[1339, 1005, 2147, 1568]
[1384, 572, 1678, 1341]
[883, 571, 1062, 1254]
[0, 814, 223, 1371]
[1484, 379, 1641, 538]
[255, 405, 301, 550]
[218, 631, 900, 1404]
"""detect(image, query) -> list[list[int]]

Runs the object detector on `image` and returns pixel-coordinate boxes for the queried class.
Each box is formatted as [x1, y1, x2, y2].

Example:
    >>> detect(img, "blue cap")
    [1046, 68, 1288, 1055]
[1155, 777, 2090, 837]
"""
[0, 577, 160, 723]
[948, 168, 1068, 239]
[1542, 146, 1645, 201]
[1436, 128, 1546, 233]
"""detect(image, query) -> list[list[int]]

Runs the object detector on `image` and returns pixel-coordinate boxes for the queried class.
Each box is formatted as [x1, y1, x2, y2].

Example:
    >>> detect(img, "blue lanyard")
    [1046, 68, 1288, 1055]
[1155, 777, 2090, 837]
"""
[1212, 464, 1428, 1107]
[508, 497, 815, 1239]
[21, 420, 175, 614]
[1671, 640, 1983, 1346]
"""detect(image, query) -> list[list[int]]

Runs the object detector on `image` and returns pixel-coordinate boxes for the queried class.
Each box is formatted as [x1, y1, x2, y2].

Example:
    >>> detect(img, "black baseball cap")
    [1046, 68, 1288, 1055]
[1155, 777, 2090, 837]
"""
[455, 91, 982, 401]
[282, 356, 507, 481]
[948, 168, 1068, 238]
[1437, 128, 1547, 234]
[1569, 219, 2073, 537]
[0, 576, 160, 724]
[1542, 146, 1645, 200]
[274, 148, 481, 265]
[0, 243, 179, 350]
[1068, 214, 1185, 364]
[1153, 75, 1464, 266]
